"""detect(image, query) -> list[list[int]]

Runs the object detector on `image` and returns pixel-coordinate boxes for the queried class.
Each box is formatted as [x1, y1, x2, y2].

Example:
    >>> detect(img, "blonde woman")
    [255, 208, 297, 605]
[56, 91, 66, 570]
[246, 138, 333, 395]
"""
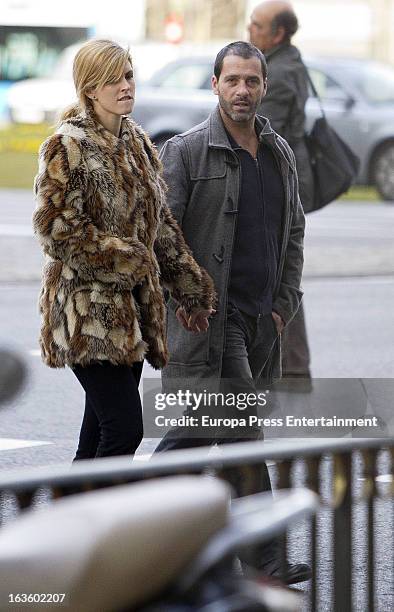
[33, 39, 215, 460]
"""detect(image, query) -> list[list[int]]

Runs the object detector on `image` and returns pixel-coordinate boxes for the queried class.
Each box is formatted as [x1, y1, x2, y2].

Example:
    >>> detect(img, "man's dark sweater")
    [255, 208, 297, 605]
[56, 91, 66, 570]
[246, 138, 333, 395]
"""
[228, 132, 284, 317]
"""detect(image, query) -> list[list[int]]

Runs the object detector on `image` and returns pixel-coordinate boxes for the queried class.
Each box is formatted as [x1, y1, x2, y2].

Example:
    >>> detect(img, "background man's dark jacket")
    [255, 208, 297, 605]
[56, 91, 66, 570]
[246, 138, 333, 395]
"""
[259, 43, 314, 212]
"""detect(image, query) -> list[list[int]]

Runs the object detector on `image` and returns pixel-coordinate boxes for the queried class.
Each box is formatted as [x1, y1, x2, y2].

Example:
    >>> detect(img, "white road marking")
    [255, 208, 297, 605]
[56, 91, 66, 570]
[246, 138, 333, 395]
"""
[0, 224, 33, 236]
[0, 438, 53, 451]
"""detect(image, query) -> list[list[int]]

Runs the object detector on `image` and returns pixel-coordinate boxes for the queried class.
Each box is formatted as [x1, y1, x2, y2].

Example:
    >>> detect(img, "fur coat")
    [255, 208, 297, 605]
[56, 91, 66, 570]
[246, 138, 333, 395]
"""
[33, 109, 215, 369]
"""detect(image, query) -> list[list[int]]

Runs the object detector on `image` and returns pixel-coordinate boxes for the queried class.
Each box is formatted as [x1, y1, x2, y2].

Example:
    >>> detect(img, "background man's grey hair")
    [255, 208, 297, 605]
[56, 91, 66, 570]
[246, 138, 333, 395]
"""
[271, 9, 299, 42]
[214, 41, 268, 80]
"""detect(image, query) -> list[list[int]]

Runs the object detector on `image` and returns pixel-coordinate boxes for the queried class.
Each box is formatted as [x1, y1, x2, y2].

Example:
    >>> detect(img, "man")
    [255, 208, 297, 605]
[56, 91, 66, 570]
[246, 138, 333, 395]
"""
[154, 41, 309, 584]
[249, 1, 313, 381]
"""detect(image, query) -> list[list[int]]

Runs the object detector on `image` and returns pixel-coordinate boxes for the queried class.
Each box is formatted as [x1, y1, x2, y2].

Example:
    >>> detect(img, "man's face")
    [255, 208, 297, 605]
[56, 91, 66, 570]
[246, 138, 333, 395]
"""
[212, 55, 267, 123]
[248, 8, 276, 52]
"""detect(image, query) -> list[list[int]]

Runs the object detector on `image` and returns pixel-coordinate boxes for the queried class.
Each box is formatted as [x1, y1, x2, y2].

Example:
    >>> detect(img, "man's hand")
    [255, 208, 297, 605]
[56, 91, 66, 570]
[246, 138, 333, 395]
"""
[272, 311, 285, 334]
[176, 307, 216, 333]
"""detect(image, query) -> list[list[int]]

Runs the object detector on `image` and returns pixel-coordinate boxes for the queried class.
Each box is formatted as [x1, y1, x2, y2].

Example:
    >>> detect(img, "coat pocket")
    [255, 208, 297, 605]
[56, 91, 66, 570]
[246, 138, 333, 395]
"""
[166, 298, 211, 365]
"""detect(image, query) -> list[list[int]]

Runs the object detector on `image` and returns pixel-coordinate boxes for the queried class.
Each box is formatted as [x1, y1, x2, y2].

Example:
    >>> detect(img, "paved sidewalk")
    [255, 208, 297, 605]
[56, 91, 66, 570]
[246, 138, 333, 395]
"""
[303, 200, 394, 277]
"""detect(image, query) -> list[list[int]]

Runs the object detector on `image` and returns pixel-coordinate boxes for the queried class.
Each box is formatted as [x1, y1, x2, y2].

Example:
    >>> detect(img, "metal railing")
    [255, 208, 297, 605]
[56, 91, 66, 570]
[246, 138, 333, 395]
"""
[0, 437, 392, 611]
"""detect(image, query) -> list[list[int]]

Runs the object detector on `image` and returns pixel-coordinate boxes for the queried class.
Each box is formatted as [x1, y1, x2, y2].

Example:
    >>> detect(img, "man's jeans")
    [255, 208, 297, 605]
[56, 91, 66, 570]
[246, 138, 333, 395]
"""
[154, 303, 280, 564]
[155, 304, 279, 565]
[156, 303, 278, 450]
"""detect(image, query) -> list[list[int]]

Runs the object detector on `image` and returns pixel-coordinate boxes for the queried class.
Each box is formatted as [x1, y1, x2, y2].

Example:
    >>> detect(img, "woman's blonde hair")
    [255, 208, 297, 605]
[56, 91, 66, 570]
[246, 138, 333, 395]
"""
[60, 39, 132, 121]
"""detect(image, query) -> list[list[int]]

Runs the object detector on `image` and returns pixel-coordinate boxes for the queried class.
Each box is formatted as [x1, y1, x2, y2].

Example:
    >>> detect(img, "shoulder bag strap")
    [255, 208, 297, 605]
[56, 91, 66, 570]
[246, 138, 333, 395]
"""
[305, 67, 326, 120]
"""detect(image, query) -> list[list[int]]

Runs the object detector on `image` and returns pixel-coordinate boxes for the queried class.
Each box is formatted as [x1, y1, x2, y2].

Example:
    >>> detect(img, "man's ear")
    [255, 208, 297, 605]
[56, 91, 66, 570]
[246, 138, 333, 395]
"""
[273, 25, 285, 45]
[261, 78, 268, 100]
[211, 75, 219, 96]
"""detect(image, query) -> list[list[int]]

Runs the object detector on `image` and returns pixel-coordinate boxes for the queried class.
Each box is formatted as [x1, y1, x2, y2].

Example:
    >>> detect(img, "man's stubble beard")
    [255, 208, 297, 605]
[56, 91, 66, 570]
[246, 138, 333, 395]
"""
[218, 92, 259, 123]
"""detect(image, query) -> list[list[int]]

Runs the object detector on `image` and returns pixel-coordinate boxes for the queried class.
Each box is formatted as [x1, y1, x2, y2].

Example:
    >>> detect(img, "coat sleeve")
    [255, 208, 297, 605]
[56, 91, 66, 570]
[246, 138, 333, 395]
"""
[158, 137, 190, 225]
[33, 134, 151, 288]
[259, 65, 307, 147]
[272, 152, 305, 325]
[259, 71, 297, 141]
[153, 138, 216, 315]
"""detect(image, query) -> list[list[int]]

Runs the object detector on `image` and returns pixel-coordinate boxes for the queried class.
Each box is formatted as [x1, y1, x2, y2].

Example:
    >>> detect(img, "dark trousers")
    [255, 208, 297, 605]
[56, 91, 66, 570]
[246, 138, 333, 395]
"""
[154, 304, 279, 562]
[155, 305, 277, 495]
[281, 301, 311, 377]
[72, 361, 144, 460]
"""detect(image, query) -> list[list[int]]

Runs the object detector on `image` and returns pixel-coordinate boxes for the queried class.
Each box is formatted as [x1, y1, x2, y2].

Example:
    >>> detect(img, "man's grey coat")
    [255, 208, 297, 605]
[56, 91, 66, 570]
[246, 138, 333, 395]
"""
[259, 43, 314, 212]
[160, 106, 305, 391]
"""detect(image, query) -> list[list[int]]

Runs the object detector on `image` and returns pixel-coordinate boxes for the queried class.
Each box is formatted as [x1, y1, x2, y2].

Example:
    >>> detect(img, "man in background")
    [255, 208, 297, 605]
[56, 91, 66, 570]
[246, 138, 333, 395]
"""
[249, 0, 313, 383]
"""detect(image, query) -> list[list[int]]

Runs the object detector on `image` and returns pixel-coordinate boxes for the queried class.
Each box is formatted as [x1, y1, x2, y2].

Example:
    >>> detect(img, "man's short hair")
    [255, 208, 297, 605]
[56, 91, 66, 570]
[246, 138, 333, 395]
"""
[271, 10, 299, 42]
[214, 41, 267, 80]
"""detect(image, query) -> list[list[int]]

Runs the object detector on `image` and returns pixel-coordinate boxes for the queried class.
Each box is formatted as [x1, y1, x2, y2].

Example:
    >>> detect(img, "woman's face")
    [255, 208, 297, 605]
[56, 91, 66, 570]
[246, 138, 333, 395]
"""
[91, 61, 135, 117]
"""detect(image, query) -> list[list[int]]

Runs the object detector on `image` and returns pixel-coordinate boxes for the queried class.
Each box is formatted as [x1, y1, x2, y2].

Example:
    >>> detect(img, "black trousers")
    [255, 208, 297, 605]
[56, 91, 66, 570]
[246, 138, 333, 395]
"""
[154, 304, 280, 564]
[281, 301, 311, 377]
[155, 303, 278, 492]
[72, 360, 143, 460]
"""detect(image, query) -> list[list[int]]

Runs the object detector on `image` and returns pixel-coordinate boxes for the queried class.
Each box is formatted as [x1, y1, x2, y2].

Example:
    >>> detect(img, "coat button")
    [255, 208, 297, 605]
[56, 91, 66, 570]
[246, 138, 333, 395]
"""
[213, 245, 225, 263]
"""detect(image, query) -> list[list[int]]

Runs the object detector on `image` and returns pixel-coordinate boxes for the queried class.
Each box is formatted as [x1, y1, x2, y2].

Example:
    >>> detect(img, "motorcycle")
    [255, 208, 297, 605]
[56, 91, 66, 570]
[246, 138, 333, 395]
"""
[0, 350, 317, 611]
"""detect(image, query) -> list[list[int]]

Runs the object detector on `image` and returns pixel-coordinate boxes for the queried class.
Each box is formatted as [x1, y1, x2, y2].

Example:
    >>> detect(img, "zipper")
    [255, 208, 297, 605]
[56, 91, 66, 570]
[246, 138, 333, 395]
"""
[254, 155, 266, 319]
[224, 150, 241, 315]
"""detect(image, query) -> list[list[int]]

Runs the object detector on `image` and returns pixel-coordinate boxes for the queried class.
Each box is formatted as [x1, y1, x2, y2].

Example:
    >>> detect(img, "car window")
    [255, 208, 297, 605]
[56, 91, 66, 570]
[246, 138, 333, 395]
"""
[308, 68, 349, 103]
[156, 63, 211, 89]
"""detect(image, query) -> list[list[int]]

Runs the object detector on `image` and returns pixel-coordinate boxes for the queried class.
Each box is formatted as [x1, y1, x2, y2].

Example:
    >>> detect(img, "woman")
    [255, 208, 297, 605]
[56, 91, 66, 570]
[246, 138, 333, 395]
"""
[33, 39, 215, 460]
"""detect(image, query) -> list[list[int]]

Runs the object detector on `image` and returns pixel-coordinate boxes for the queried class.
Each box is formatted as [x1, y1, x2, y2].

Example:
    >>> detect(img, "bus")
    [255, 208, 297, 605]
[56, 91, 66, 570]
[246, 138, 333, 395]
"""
[0, 0, 145, 120]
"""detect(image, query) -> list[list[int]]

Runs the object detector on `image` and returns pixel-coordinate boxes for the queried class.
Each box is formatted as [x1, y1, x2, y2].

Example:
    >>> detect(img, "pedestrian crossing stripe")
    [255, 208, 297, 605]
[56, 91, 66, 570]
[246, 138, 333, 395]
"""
[0, 438, 53, 451]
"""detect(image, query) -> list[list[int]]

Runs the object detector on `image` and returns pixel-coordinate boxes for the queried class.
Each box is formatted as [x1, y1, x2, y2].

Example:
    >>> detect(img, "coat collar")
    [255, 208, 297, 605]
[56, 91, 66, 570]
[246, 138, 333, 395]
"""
[57, 107, 135, 149]
[56, 106, 163, 177]
[264, 42, 290, 59]
[208, 104, 295, 170]
[208, 105, 274, 147]
[264, 42, 300, 63]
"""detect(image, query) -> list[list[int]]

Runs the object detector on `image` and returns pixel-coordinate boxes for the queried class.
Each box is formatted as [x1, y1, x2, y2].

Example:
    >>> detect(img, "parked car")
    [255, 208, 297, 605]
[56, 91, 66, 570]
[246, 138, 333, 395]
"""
[4, 41, 219, 125]
[7, 51, 394, 199]
[132, 55, 394, 201]
[4, 41, 183, 125]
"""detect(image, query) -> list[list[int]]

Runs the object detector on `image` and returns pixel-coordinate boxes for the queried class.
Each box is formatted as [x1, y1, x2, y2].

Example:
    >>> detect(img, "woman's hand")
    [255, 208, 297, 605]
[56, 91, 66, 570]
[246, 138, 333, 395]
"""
[176, 307, 216, 333]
